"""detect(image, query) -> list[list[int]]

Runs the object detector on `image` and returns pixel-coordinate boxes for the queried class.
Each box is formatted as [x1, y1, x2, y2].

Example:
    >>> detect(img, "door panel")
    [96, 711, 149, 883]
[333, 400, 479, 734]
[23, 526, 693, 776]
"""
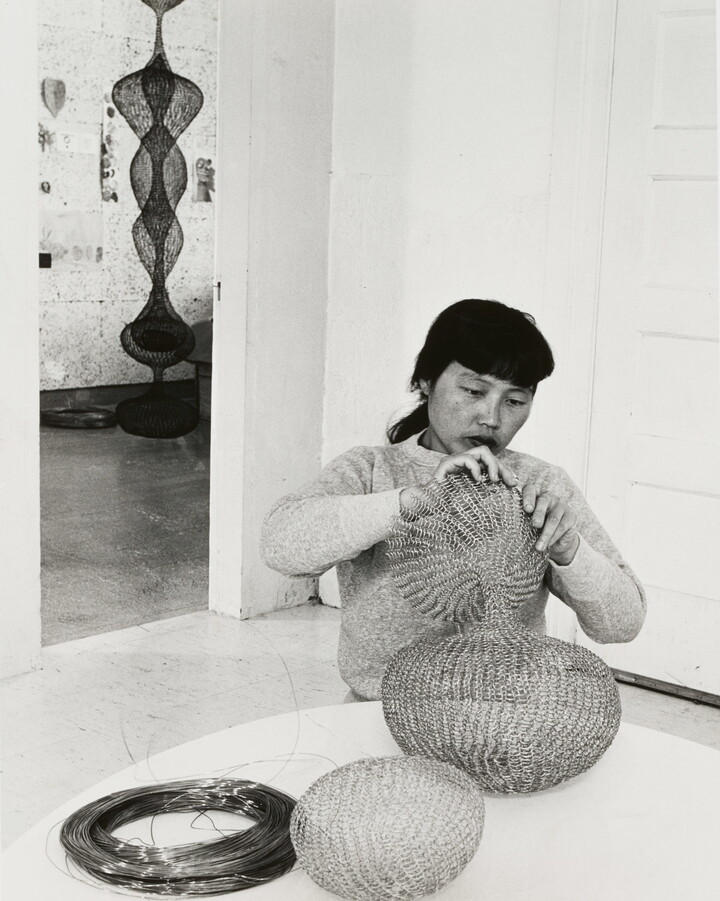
[626, 485, 720, 601]
[582, 0, 719, 694]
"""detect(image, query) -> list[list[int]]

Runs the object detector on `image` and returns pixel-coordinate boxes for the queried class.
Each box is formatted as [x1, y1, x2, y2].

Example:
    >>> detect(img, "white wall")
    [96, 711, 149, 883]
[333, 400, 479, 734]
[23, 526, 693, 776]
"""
[213, 0, 615, 624]
[1, 0, 42, 677]
[212, 0, 335, 618]
[324, 0, 562, 463]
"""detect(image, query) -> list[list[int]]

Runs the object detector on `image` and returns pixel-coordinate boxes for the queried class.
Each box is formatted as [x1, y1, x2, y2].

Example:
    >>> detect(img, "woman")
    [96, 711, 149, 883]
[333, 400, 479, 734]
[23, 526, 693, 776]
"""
[261, 299, 646, 701]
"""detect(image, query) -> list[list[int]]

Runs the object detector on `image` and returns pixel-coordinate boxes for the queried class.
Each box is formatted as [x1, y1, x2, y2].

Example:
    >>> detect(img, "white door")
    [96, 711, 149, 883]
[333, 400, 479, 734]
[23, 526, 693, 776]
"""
[582, 0, 719, 694]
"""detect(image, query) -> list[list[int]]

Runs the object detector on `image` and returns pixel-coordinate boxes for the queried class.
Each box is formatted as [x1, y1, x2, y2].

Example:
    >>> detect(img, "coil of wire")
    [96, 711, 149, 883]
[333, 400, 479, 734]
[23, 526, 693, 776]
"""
[59, 777, 297, 895]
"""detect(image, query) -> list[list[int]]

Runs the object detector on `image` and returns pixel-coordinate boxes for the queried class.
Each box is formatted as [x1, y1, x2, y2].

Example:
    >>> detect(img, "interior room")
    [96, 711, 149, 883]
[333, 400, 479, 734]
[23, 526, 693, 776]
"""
[2, 0, 719, 898]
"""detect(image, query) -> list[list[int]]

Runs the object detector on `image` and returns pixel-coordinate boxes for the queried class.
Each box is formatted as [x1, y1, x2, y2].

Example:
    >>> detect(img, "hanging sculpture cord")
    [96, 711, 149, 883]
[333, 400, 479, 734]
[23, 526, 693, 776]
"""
[382, 473, 621, 793]
[113, 0, 202, 438]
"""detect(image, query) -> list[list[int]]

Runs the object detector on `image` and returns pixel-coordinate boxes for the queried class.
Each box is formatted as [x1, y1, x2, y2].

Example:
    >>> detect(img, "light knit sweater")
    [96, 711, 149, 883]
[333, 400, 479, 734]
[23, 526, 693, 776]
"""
[261, 433, 646, 700]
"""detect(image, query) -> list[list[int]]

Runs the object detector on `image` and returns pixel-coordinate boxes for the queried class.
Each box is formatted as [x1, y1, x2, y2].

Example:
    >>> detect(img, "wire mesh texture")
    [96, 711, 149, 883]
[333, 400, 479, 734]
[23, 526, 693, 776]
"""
[112, 0, 201, 438]
[389, 470, 549, 623]
[382, 473, 622, 793]
[59, 777, 297, 896]
[116, 380, 199, 440]
[290, 756, 485, 901]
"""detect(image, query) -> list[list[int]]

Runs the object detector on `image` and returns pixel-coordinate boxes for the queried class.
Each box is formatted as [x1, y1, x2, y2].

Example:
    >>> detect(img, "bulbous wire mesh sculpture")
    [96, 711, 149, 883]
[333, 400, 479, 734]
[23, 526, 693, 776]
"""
[112, 0, 202, 438]
[290, 756, 485, 901]
[382, 473, 622, 793]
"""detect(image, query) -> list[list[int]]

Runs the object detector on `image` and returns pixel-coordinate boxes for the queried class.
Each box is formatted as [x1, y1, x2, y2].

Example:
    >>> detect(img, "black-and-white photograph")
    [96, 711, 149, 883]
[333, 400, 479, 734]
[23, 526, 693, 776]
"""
[2, 1, 719, 899]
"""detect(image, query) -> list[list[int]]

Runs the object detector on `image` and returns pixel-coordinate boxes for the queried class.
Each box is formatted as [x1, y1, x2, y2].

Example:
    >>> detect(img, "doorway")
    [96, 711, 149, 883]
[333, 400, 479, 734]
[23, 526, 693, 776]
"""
[36, 0, 218, 645]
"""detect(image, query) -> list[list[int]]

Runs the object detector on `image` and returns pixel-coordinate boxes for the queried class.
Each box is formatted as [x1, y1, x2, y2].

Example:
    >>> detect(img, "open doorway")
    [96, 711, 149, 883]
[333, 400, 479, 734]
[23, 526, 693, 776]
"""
[37, 0, 218, 645]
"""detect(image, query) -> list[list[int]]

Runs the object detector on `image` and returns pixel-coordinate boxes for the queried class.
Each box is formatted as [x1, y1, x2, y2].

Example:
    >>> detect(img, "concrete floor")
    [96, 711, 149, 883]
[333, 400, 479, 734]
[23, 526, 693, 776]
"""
[40, 420, 210, 645]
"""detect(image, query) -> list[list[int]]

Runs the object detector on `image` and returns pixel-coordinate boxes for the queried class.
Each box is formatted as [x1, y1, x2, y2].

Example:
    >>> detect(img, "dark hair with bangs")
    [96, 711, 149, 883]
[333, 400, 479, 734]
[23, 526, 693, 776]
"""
[387, 299, 554, 444]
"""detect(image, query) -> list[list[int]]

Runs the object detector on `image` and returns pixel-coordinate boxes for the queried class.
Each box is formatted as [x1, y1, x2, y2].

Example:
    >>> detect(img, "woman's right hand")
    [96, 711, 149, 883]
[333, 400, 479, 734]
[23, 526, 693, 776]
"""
[400, 446, 518, 511]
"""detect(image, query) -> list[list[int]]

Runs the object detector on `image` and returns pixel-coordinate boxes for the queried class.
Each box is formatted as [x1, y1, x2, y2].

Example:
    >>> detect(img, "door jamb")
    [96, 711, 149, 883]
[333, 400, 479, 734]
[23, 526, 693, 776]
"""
[541, 0, 618, 642]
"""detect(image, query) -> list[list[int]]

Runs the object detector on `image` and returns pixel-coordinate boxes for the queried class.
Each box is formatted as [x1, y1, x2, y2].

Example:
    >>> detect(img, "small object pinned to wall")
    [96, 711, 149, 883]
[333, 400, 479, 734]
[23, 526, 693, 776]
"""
[101, 91, 120, 202]
[40, 181, 51, 194]
[38, 123, 54, 152]
[41, 77, 66, 117]
[55, 129, 97, 155]
[192, 149, 215, 202]
[39, 210, 103, 270]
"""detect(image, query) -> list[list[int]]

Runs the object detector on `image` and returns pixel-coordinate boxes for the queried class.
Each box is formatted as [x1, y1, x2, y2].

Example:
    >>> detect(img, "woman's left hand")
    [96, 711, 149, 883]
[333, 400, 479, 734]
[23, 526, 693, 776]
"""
[521, 484, 580, 565]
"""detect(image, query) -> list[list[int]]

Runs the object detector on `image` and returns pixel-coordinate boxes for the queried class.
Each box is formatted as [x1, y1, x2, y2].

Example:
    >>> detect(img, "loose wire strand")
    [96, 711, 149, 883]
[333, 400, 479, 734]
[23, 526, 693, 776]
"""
[59, 777, 297, 895]
[52, 613, 337, 894]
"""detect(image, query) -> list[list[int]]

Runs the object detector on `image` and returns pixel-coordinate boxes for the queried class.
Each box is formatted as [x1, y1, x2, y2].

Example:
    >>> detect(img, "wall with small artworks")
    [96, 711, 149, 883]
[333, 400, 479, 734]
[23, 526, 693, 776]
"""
[37, 0, 218, 390]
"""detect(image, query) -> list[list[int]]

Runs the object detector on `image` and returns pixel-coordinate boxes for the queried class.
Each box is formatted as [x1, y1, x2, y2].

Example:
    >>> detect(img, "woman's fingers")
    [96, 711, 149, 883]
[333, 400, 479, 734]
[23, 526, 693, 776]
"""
[531, 493, 552, 530]
[467, 458, 484, 482]
[523, 486, 567, 548]
[475, 445, 500, 482]
[535, 501, 565, 551]
[499, 464, 519, 488]
[466, 445, 518, 486]
[550, 513, 573, 547]
[433, 446, 517, 486]
[434, 454, 483, 482]
[549, 527, 580, 565]
[522, 483, 538, 513]
[437, 446, 500, 480]
[529, 495, 579, 564]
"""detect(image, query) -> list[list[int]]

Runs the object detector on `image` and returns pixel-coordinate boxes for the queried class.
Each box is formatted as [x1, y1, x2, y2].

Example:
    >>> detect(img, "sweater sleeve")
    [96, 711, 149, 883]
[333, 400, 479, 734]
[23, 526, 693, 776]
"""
[545, 468, 647, 643]
[261, 447, 403, 578]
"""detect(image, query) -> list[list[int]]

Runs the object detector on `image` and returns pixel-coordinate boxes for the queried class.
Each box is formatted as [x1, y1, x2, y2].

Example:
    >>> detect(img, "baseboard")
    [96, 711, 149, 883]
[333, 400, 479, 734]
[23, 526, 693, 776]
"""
[613, 668, 720, 709]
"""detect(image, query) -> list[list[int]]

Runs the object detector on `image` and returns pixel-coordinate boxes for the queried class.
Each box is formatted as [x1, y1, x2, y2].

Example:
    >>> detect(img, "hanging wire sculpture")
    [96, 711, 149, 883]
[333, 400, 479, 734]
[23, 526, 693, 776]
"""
[382, 473, 622, 793]
[112, 0, 202, 438]
[59, 777, 297, 895]
[290, 756, 485, 901]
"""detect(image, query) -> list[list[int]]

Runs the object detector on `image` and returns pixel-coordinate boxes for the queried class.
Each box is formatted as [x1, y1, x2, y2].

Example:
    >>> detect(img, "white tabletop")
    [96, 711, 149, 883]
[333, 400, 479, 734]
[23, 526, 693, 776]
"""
[3, 702, 719, 900]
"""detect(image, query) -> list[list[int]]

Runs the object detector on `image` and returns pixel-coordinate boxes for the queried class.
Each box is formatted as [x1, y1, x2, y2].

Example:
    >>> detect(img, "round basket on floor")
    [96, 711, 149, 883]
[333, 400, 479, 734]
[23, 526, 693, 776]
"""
[40, 407, 117, 429]
[290, 756, 485, 901]
[382, 473, 622, 793]
[115, 384, 199, 439]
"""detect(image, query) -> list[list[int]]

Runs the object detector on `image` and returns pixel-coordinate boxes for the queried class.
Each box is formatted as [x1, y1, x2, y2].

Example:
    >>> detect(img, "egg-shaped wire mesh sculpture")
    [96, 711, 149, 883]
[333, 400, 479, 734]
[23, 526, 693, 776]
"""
[381, 473, 622, 793]
[112, 0, 202, 438]
[290, 756, 485, 901]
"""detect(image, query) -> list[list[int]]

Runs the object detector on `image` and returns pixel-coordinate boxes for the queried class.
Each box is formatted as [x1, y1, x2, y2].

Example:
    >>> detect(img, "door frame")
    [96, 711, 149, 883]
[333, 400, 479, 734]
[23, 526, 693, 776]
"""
[207, 0, 254, 619]
[208, 0, 334, 620]
[541, 0, 618, 641]
[1, 0, 42, 678]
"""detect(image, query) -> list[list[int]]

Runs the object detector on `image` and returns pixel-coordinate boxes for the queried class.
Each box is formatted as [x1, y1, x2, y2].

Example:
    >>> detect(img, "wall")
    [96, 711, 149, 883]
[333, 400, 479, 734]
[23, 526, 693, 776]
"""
[1, 0, 42, 678]
[324, 0, 562, 464]
[37, 0, 218, 390]
[212, 0, 614, 623]
[211, 0, 335, 618]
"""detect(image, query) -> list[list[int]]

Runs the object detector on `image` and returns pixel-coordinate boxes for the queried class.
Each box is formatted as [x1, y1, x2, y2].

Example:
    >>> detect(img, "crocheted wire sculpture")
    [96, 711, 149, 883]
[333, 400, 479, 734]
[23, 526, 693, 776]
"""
[381, 473, 622, 793]
[290, 756, 485, 901]
[112, 0, 202, 438]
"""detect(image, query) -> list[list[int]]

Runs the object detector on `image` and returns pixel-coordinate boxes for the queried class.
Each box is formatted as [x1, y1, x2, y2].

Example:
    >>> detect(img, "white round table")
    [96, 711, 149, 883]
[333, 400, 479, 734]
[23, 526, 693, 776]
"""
[3, 702, 719, 900]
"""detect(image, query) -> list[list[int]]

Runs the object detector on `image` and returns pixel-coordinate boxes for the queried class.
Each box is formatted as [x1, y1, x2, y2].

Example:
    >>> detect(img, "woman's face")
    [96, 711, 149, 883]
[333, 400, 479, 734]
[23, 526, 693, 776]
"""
[420, 361, 533, 456]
